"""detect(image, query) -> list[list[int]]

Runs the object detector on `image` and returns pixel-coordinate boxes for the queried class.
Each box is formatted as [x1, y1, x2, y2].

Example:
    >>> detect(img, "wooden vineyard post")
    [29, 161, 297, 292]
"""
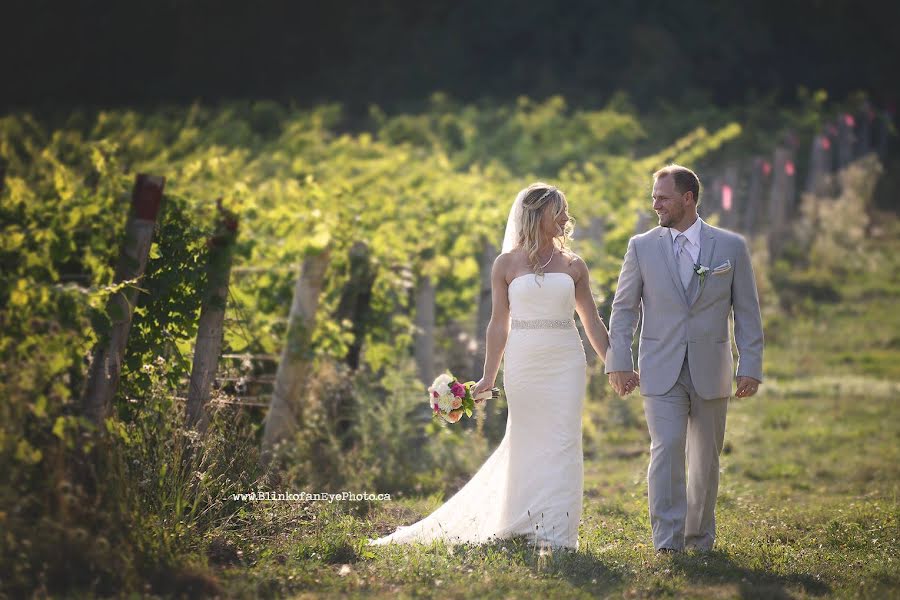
[334, 241, 376, 371]
[413, 274, 436, 384]
[81, 174, 165, 426]
[718, 164, 739, 230]
[875, 109, 890, 162]
[805, 133, 833, 196]
[856, 101, 875, 158]
[767, 147, 796, 258]
[261, 246, 331, 463]
[700, 169, 720, 223]
[185, 200, 239, 434]
[837, 114, 856, 170]
[330, 241, 375, 445]
[588, 216, 606, 252]
[697, 173, 726, 227]
[473, 241, 498, 377]
[743, 157, 771, 235]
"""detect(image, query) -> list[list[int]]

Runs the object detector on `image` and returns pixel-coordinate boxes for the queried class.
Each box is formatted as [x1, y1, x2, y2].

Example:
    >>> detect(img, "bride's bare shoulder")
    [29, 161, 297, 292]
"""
[562, 250, 589, 283]
[495, 249, 529, 284]
[561, 249, 584, 267]
[493, 250, 517, 274]
[497, 248, 528, 264]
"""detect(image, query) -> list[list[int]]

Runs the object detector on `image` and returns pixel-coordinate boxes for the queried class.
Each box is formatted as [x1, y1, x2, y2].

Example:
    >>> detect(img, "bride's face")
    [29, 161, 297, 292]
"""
[541, 198, 570, 240]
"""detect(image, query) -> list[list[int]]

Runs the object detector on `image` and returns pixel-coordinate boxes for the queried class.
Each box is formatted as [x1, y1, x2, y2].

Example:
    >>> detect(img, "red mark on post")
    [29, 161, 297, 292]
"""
[722, 185, 733, 211]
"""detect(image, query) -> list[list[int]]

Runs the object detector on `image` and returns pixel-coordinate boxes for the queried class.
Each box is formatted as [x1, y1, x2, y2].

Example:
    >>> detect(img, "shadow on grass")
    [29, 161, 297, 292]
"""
[668, 550, 831, 599]
[367, 534, 628, 595]
[520, 543, 830, 598]
[524, 548, 624, 592]
[363, 534, 832, 597]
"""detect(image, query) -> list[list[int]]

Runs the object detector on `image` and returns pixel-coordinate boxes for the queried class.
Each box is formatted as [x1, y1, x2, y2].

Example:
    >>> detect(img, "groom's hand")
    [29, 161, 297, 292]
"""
[609, 371, 638, 397]
[735, 376, 761, 398]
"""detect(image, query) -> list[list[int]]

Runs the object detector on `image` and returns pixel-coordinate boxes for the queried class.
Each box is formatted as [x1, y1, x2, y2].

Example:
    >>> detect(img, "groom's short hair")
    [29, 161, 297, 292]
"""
[654, 164, 701, 207]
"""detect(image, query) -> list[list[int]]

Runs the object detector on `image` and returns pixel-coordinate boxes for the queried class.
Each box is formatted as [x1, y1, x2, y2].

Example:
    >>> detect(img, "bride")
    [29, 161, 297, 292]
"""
[368, 182, 639, 550]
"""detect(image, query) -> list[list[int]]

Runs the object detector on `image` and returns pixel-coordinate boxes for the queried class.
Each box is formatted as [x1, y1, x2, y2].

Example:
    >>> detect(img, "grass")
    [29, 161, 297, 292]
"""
[763, 212, 900, 382]
[196, 377, 899, 599]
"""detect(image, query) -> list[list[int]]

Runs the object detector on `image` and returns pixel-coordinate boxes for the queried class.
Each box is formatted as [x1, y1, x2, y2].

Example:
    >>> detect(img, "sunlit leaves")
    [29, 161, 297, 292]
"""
[14, 439, 42, 464]
[0, 96, 736, 454]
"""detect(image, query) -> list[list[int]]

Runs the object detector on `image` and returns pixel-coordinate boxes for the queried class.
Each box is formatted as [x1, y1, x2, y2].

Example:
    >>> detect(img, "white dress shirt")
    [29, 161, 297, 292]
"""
[669, 216, 703, 264]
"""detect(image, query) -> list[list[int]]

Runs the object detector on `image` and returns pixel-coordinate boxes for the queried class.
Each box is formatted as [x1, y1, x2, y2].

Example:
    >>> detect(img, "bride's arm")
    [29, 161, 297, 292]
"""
[572, 257, 610, 363]
[473, 254, 512, 395]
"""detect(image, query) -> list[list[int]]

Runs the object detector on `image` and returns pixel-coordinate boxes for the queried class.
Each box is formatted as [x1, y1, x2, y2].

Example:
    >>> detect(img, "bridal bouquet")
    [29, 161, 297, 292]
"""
[428, 373, 500, 424]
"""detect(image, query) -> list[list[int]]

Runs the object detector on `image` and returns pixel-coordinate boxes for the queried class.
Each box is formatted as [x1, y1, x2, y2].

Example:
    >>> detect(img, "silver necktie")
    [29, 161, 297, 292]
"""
[676, 234, 694, 291]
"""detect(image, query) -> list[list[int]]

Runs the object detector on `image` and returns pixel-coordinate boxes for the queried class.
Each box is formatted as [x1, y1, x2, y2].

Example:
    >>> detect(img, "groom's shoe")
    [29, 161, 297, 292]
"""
[656, 547, 680, 555]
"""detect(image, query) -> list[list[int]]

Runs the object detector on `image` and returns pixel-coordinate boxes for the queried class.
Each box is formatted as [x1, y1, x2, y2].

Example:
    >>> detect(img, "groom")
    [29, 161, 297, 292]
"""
[606, 164, 764, 553]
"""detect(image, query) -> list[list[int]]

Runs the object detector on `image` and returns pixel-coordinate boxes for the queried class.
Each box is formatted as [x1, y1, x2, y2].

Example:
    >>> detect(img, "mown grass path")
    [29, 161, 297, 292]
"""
[215, 377, 899, 598]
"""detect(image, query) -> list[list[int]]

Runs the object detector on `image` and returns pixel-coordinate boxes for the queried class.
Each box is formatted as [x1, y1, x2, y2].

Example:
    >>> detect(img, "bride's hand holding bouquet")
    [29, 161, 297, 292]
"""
[428, 373, 500, 424]
[471, 377, 497, 403]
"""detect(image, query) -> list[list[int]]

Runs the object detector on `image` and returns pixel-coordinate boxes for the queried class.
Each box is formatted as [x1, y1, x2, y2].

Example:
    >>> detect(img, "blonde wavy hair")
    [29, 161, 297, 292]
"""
[515, 182, 575, 277]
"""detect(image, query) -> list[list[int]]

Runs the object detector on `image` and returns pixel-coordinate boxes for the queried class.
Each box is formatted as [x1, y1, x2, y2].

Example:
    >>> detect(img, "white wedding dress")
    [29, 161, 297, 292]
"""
[368, 271, 587, 549]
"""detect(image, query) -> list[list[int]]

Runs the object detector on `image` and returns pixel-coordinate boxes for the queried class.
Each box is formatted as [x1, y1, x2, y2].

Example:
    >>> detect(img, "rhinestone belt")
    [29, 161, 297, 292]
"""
[511, 318, 576, 330]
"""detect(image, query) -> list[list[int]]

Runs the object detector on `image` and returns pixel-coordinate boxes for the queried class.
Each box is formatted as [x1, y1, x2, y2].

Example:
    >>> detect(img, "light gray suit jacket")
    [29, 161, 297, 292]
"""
[605, 220, 764, 399]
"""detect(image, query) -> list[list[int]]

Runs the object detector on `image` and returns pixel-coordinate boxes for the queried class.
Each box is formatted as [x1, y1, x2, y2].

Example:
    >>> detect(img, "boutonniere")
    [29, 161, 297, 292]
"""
[694, 264, 710, 283]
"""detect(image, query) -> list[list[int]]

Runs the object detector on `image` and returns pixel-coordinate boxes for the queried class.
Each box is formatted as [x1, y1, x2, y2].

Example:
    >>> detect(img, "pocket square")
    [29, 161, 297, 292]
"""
[712, 260, 732, 274]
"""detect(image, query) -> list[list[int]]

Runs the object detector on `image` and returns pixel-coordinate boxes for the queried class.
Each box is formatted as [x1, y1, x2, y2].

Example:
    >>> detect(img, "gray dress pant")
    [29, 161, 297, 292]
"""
[643, 355, 729, 551]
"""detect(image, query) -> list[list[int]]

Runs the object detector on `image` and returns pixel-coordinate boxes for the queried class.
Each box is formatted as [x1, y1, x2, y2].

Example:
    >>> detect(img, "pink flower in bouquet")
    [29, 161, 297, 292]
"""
[444, 409, 464, 423]
[433, 402, 440, 413]
[450, 396, 462, 410]
[450, 381, 465, 398]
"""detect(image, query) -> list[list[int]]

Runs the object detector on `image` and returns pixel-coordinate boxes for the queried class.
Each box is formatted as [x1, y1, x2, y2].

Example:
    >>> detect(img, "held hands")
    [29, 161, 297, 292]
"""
[608, 370, 640, 397]
[735, 376, 761, 398]
[607, 373, 760, 397]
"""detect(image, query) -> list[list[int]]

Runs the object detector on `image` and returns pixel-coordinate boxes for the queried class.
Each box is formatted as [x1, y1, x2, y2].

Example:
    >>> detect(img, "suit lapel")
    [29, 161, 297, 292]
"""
[657, 228, 689, 306]
[689, 221, 717, 308]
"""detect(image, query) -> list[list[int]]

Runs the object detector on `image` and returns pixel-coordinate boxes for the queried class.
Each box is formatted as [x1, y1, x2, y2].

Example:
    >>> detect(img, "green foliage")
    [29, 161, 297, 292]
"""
[3, 96, 743, 372]
[278, 359, 493, 499]
[1, 93, 895, 596]
[0, 111, 254, 596]
[117, 194, 210, 421]
[0, 358, 264, 596]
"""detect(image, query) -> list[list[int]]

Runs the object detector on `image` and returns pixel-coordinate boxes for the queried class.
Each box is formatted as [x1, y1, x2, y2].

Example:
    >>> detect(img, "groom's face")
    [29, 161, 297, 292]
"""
[652, 176, 690, 228]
